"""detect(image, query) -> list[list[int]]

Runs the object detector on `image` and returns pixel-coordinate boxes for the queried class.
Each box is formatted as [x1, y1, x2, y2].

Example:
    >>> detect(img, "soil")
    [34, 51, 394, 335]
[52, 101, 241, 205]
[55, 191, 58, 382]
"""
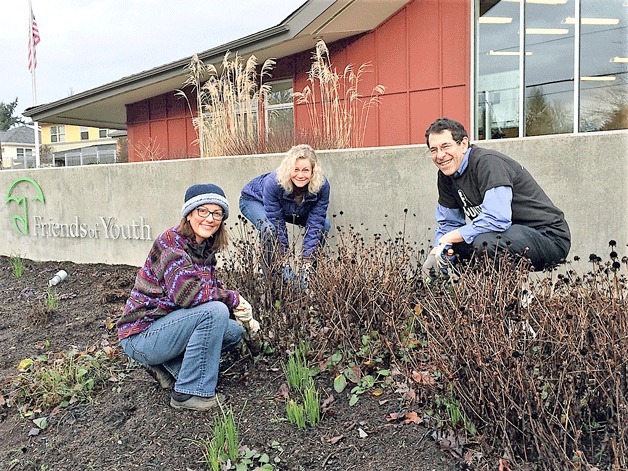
[0, 257, 462, 471]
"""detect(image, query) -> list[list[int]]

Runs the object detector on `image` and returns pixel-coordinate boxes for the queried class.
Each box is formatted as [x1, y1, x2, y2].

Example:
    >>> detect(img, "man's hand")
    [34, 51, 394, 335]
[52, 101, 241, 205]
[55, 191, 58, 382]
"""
[422, 253, 438, 279]
[434, 242, 454, 270]
[233, 296, 261, 333]
[423, 242, 455, 280]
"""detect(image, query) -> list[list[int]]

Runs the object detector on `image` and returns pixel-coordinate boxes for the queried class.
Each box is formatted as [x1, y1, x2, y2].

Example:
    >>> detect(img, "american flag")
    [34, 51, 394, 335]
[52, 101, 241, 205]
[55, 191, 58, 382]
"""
[28, 3, 40, 72]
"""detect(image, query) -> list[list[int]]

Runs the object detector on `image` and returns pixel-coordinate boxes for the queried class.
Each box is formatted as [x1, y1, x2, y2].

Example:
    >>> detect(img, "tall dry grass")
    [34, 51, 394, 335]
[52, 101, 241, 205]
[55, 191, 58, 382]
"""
[180, 53, 276, 157]
[294, 39, 385, 149]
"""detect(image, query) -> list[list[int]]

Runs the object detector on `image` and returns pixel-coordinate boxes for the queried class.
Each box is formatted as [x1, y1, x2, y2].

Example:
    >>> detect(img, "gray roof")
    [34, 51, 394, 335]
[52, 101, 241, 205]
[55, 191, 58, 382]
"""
[0, 126, 37, 145]
[23, 0, 410, 129]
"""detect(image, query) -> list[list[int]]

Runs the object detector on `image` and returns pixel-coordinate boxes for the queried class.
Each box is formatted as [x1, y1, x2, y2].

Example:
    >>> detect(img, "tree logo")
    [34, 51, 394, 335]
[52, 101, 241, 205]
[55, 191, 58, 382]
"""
[5, 177, 45, 235]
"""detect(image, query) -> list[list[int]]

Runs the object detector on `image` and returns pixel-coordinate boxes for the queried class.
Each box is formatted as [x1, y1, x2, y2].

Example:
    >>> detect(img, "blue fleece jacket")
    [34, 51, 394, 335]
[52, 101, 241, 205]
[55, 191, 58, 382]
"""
[241, 171, 330, 257]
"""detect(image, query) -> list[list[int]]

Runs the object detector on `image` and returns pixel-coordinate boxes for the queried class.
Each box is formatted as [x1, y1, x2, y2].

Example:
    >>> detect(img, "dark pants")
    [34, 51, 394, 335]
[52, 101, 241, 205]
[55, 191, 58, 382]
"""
[452, 224, 570, 271]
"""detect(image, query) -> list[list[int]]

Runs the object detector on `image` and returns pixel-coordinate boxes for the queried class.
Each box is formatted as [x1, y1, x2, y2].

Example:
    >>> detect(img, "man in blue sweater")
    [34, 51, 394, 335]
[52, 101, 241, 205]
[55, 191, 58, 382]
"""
[422, 118, 570, 276]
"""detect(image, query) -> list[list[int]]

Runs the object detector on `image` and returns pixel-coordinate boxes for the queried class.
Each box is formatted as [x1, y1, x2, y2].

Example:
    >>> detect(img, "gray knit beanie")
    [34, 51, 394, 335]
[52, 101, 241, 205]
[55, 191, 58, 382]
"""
[181, 183, 230, 220]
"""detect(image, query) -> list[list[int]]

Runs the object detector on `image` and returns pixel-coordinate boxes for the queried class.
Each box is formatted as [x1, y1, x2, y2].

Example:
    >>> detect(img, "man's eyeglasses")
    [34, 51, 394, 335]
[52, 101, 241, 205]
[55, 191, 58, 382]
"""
[196, 207, 224, 220]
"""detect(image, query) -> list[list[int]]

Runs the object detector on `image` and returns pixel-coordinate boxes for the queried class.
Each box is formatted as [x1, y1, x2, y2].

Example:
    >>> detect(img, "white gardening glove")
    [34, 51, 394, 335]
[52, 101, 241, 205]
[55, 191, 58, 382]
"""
[422, 253, 438, 279]
[433, 242, 453, 271]
[233, 296, 261, 333]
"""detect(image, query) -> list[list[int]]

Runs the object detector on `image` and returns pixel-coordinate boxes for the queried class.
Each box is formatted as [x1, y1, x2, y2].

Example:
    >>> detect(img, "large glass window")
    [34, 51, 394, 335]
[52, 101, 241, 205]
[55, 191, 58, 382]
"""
[579, 0, 627, 131]
[525, 0, 574, 136]
[475, 0, 627, 139]
[476, 0, 521, 139]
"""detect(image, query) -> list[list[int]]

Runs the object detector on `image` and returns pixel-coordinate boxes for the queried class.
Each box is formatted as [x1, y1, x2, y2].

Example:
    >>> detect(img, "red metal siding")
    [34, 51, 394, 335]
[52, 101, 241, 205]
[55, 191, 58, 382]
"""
[293, 0, 470, 148]
[126, 92, 197, 162]
[125, 0, 470, 157]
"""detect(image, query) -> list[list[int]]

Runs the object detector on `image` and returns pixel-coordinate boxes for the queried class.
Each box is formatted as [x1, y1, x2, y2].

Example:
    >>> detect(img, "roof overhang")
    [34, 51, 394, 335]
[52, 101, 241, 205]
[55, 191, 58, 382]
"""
[23, 0, 411, 129]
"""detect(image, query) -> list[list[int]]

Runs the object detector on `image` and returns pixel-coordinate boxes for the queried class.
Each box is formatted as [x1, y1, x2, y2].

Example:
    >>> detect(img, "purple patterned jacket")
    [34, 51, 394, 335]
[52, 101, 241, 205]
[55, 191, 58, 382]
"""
[117, 227, 239, 340]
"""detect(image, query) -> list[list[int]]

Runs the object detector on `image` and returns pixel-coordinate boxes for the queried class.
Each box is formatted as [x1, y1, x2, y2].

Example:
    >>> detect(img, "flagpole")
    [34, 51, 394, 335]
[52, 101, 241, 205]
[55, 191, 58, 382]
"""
[29, 0, 41, 168]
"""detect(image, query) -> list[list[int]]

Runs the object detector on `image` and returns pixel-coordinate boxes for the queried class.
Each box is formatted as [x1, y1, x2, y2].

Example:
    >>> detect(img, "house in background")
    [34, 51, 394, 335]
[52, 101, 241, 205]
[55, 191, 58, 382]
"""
[39, 123, 118, 166]
[0, 125, 37, 169]
[23, 0, 627, 162]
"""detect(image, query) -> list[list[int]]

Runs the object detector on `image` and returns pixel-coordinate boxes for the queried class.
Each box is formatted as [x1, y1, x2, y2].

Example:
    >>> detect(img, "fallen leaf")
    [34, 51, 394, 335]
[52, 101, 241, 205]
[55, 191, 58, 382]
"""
[371, 388, 384, 397]
[28, 428, 40, 436]
[411, 370, 435, 385]
[378, 399, 389, 405]
[344, 365, 361, 384]
[321, 394, 335, 414]
[274, 382, 290, 401]
[103, 316, 116, 330]
[413, 302, 423, 317]
[33, 417, 48, 429]
[386, 412, 403, 422]
[404, 411, 422, 424]
[324, 435, 344, 445]
[17, 358, 33, 372]
[358, 427, 368, 439]
[498, 458, 511, 471]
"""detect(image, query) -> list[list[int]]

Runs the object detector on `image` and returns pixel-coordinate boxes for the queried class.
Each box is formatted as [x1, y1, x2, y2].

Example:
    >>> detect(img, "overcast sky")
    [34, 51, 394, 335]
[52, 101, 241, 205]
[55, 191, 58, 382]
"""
[0, 0, 305, 120]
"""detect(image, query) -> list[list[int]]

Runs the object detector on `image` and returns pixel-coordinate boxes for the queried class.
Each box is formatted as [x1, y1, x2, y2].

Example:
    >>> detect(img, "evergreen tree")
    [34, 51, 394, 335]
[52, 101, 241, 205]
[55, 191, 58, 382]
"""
[0, 98, 25, 131]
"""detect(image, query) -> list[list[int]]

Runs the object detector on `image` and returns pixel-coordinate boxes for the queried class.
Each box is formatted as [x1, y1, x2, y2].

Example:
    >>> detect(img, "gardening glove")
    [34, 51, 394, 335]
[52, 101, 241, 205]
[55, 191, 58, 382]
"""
[233, 296, 261, 334]
[435, 242, 455, 273]
[298, 262, 312, 291]
[422, 253, 439, 279]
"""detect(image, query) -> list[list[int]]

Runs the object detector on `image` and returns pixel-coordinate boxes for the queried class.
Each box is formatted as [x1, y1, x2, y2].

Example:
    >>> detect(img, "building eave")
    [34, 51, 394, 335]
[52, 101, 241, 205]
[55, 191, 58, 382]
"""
[23, 0, 411, 129]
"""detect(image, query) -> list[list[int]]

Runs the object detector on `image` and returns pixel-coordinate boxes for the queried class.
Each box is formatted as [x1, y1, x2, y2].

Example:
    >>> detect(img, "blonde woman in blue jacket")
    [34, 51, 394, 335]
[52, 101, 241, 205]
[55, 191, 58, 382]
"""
[239, 144, 331, 282]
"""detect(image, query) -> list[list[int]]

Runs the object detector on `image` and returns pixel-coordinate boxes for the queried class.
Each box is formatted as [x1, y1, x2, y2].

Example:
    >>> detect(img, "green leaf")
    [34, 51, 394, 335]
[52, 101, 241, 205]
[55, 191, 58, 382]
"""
[33, 417, 48, 429]
[330, 352, 342, 364]
[259, 453, 270, 463]
[261, 465, 274, 471]
[376, 369, 391, 376]
[334, 374, 347, 393]
[236, 463, 248, 471]
[349, 394, 359, 406]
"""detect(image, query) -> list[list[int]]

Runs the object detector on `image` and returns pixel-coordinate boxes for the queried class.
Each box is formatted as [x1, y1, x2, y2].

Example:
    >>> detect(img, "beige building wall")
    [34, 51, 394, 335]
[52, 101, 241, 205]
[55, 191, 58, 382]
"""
[1, 131, 626, 267]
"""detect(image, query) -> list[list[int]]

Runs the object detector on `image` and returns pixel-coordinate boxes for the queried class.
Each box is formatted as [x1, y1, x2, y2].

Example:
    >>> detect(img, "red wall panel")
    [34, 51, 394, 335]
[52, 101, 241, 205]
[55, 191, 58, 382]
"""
[376, 10, 408, 95]
[410, 89, 441, 144]
[379, 93, 409, 146]
[442, 85, 469, 126]
[407, 0, 441, 91]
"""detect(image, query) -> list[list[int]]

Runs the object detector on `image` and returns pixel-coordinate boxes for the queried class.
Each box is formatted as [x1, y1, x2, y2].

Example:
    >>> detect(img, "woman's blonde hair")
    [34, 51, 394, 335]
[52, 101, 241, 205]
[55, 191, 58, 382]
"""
[177, 218, 229, 251]
[276, 144, 325, 194]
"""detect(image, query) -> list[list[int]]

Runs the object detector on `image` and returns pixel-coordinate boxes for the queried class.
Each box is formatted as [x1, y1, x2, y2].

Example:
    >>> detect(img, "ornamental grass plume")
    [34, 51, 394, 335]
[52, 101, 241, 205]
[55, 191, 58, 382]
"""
[294, 39, 385, 149]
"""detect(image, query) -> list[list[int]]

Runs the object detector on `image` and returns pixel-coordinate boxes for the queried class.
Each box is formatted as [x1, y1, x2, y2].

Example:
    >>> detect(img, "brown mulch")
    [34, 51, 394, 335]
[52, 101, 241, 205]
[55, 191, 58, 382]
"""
[0, 256, 461, 471]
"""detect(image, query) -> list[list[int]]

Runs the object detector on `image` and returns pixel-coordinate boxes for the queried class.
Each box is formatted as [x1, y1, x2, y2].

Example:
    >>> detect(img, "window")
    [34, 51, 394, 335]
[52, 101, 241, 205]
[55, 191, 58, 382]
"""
[265, 80, 294, 147]
[50, 125, 66, 143]
[474, 0, 627, 139]
[80, 127, 89, 140]
[99, 129, 108, 138]
[16, 148, 34, 168]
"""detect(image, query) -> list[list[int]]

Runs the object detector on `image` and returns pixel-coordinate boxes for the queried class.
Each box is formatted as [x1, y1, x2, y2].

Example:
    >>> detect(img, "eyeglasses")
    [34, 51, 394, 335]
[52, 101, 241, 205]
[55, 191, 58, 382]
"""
[429, 142, 457, 155]
[196, 207, 224, 220]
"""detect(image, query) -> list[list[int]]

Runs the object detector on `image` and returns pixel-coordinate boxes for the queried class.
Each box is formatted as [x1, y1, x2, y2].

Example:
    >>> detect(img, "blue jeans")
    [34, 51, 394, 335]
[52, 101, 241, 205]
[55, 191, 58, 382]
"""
[239, 196, 331, 272]
[120, 301, 243, 397]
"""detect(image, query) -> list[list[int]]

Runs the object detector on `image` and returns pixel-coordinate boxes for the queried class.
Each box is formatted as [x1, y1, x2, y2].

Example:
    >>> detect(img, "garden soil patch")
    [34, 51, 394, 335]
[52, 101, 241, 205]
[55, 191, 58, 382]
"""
[0, 257, 461, 471]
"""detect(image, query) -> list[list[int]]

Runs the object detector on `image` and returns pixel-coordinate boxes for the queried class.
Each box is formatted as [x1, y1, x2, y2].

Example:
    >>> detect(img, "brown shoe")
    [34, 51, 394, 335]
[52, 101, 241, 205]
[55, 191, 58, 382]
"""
[170, 391, 226, 411]
[146, 364, 175, 390]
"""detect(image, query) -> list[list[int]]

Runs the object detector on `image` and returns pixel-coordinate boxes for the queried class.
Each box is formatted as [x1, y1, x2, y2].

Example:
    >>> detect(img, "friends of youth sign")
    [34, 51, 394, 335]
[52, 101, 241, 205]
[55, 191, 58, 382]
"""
[5, 177, 152, 241]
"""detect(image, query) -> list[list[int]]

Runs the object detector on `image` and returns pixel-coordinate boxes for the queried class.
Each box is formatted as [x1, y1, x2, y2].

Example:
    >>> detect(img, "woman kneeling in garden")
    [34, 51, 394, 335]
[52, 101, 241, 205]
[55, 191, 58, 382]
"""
[117, 183, 259, 411]
[239, 144, 331, 283]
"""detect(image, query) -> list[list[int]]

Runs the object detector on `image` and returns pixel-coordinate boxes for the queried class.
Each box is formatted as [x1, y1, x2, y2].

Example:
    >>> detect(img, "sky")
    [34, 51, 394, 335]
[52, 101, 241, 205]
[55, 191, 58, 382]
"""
[0, 0, 305, 120]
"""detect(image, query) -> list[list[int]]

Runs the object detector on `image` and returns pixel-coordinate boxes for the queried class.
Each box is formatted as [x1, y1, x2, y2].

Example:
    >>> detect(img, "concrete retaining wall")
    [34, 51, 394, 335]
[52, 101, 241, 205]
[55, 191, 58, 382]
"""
[1, 131, 626, 266]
